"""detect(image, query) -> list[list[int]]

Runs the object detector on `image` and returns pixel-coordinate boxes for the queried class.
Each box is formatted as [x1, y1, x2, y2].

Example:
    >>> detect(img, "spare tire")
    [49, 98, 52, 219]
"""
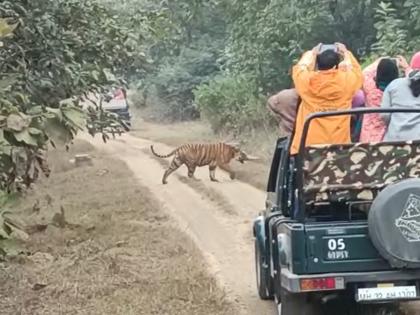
[369, 178, 420, 268]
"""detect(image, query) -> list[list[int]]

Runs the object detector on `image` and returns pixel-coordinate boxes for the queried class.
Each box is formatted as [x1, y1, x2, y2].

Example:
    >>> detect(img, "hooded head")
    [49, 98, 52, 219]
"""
[409, 70, 420, 98]
[410, 52, 420, 70]
[316, 50, 340, 71]
[376, 59, 399, 91]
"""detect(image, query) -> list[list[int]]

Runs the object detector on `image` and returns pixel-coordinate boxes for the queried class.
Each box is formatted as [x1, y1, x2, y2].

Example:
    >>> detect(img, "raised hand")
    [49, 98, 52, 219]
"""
[335, 42, 347, 56]
[396, 55, 410, 71]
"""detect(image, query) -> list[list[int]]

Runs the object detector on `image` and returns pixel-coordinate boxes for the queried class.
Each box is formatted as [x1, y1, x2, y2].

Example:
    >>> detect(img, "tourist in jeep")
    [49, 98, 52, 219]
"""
[381, 52, 420, 141]
[360, 58, 400, 142]
[350, 89, 365, 142]
[268, 87, 365, 144]
[267, 87, 300, 135]
[290, 43, 363, 154]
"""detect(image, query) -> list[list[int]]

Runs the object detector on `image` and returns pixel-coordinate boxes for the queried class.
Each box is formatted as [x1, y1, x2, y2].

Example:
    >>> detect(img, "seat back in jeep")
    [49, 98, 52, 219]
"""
[302, 140, 420, 204]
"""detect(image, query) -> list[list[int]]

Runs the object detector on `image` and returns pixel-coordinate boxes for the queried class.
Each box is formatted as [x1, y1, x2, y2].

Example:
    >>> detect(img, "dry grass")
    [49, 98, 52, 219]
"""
[0, 140, 236, 315]
[131, 118, 216, 147]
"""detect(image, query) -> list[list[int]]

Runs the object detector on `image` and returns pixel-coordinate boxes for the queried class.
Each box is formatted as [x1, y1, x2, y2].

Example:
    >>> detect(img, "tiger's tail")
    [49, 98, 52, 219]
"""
[150, 145, 177, 158]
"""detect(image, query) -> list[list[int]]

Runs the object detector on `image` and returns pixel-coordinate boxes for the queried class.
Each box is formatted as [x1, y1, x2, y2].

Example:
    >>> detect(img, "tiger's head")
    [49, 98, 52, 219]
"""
[226, 143, 259, 164]
[237, 150, 248, 164]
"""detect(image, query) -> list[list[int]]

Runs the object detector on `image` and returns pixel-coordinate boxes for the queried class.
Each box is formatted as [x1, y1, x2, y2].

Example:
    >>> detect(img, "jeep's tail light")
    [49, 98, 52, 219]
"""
[300, 277, 344, 292]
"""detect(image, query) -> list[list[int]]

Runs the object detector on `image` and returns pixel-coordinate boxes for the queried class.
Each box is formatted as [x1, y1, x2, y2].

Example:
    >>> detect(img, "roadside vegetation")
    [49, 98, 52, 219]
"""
[3, 0, 419, 248]
[3, 0, 419, 195]
[1, 1, 420, 311]
[132, 0, 420, 133]
[127, 0, 420, 190]
[0, 0, 161, 251]
[0, 141, 236, 315]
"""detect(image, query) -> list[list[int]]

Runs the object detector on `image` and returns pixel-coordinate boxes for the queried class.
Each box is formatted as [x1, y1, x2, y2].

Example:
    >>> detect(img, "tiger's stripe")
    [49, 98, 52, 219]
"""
[150, 143, 248, 184]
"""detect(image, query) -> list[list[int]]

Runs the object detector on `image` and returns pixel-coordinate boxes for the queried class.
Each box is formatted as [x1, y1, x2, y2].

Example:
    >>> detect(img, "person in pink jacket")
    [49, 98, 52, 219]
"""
[360, 56, 413, 142]
[360, 58, 399, 142]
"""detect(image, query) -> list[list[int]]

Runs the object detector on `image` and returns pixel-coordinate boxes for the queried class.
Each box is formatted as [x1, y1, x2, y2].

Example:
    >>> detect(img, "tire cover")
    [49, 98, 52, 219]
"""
[369, 178, 420, 268]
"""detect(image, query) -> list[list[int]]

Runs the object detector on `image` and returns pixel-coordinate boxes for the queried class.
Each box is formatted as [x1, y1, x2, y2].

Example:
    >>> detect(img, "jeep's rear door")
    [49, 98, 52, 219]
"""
[304, 221, 391, 274]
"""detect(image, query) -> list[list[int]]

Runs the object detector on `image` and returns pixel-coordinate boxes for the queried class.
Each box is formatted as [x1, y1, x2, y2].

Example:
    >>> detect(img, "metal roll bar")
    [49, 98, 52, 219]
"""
[294, 108, 420, 221]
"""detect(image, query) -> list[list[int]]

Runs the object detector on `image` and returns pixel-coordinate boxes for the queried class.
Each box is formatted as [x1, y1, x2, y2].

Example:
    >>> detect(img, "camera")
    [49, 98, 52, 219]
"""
[318, 44, 338, 54]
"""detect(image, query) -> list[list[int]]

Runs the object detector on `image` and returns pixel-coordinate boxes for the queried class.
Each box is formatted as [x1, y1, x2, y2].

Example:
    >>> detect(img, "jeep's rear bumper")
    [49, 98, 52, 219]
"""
[282, 268, 420, 293]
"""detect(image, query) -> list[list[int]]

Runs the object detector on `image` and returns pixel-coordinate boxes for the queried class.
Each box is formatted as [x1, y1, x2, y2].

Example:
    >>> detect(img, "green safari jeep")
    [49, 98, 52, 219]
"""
[254, 108, 420, 314]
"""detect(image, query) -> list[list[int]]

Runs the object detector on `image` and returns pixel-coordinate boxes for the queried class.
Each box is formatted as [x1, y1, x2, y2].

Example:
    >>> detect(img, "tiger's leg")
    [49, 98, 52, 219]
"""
[162, 157, 183, 184]
[209, 164, 218, 182]
[219, 163, 235, 180]
[187, 165, 199, 180]
[183, 157, 200, 181]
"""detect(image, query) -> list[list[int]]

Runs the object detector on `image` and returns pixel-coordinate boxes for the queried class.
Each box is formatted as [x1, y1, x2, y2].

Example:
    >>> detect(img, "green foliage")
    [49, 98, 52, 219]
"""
[371, 2, 408, 55]
[0, 209, 21, 240]
[100, 0, 420, 131]
[139, 0, 392, 123]
[194, 74, 273, 134]
[151, 47, 219, 121]
[1, 0, 144, 105]
[403, 0, 420, 51]
[190, 0, 385, 132]
[191, 0, 420, 134]
[0, 192, 25, 256]
[136, 0, 227, 120]
[3, 0, 418, 196]
[0, 0, 148, 192]
[84, 99, 129, 142]
[371, 1, 420, 56]
[221, 0, 382, 93]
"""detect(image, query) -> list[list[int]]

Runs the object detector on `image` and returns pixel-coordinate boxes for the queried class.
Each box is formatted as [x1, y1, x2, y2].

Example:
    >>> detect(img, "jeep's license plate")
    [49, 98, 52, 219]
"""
[357, 286, 417, 301]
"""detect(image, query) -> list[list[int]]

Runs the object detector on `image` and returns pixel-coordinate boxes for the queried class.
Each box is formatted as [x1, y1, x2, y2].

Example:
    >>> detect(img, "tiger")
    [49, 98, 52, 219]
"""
[150, 143, 256, 184]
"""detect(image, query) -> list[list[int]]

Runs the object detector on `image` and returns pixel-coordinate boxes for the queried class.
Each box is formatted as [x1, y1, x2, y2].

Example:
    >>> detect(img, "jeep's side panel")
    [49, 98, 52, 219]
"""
[304, 222, 390, 274]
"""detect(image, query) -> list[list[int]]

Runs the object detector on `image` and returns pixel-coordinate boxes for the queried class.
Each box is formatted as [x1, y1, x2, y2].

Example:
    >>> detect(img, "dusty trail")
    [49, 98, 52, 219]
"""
[82, 133, 276, 315]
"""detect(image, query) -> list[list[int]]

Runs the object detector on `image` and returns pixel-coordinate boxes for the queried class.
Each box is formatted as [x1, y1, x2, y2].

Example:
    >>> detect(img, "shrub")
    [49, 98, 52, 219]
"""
[371, 1, 408, 56]
[0, 0, 146, 193]
[194, 74, 274, 135]
[149, 46, 219, 121]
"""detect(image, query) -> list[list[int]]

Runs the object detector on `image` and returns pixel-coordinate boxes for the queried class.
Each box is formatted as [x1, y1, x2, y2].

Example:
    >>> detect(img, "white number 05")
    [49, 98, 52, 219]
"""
[328, 238, 346, 251]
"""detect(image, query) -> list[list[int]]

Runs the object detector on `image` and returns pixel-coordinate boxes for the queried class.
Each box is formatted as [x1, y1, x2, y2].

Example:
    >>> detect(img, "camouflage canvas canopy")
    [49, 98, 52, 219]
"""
[303, 141, 420, 204]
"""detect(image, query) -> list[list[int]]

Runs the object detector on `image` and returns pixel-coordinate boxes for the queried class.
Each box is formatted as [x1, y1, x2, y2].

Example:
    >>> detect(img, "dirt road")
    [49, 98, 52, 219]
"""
[82, 133, 276, 315]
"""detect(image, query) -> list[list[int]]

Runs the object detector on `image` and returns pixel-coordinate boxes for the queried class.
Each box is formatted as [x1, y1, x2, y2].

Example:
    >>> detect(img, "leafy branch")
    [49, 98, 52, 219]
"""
[0, 0, 150, 193]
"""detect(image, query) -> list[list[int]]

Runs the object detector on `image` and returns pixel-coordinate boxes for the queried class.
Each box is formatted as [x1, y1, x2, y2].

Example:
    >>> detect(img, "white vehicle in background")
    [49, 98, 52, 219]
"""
[101, 87, 131, 128]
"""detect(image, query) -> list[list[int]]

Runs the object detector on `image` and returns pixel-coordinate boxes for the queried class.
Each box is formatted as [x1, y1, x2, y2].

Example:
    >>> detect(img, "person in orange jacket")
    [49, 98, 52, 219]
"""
[290, 43, 363, 154]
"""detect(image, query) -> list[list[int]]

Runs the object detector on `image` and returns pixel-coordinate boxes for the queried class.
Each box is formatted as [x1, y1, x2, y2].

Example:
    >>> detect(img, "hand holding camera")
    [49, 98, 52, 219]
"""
[312, 43, 322, 55]
[335, 42, 347, 56]
[313, 43, 347, 55]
